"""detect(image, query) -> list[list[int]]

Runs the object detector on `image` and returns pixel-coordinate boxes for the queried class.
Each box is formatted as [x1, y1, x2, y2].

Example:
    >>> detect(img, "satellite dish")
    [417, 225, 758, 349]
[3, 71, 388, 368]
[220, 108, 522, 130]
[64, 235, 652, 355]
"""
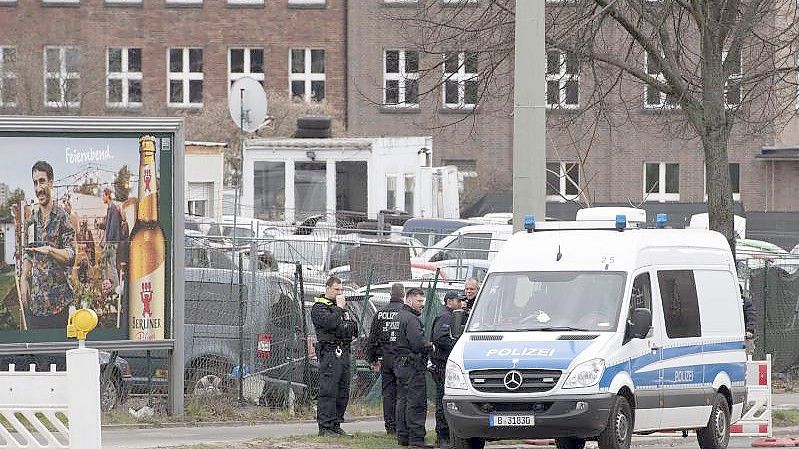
[228, 77, 268, 133]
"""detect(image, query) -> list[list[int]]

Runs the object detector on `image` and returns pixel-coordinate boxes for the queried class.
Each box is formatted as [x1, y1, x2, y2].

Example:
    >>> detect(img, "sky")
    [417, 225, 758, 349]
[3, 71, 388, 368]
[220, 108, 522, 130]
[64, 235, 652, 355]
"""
[0, 136, 149, 202]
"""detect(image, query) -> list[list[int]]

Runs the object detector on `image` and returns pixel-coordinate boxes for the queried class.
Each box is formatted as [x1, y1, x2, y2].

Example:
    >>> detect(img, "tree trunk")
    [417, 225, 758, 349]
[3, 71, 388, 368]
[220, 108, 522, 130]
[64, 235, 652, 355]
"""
[699, 26, 736, 255]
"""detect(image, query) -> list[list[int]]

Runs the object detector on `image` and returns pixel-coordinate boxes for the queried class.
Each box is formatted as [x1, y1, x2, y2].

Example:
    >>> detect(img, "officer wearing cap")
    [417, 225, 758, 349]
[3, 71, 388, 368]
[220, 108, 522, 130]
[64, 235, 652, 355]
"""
[365, 282, 405, 435]
[395, 287, 434, 448]
[430, 290, 465, 449]
[311, 275, 358, 437]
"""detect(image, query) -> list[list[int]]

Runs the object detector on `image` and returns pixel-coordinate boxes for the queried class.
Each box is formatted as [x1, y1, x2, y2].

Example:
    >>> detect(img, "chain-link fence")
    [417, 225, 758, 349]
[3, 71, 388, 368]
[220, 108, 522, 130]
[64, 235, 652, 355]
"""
[100, 222, 507, 420]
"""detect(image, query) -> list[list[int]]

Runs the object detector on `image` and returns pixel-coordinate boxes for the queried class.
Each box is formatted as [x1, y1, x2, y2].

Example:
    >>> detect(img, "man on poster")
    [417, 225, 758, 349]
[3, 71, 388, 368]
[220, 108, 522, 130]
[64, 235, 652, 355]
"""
[101, 187, 122, 287]
[19, 161, 76, 330]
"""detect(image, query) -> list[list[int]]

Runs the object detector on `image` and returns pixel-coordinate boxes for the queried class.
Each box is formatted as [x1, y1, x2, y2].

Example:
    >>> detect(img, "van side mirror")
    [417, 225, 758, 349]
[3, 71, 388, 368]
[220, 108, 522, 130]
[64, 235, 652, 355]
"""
[451, 309, 466, 339]
[628, 308, 652, 339]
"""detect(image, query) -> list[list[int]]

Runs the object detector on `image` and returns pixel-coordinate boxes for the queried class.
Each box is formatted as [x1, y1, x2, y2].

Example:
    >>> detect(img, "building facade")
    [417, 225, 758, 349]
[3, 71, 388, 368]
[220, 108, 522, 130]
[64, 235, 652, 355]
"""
[0, 0, 346, 142]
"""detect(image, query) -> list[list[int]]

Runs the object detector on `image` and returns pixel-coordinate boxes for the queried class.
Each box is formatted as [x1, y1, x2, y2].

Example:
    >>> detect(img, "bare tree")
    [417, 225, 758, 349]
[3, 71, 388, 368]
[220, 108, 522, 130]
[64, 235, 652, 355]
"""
[389, 0, 799, 251]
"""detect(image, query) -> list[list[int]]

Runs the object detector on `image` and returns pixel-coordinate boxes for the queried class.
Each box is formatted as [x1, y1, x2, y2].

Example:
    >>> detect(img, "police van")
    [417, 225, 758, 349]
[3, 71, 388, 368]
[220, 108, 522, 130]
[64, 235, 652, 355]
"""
[443, 214, 746, 449]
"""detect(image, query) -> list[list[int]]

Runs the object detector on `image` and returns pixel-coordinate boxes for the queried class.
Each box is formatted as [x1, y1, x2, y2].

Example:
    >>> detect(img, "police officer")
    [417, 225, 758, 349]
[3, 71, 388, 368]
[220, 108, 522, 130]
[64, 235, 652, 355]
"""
[395, 287, 434, 449]
[365, 283, 405, 435]
[741, 284, 756, 356]
[463, 278, 480, 315]
[430, 291, 465, 449]
[311, 276, 358, 437]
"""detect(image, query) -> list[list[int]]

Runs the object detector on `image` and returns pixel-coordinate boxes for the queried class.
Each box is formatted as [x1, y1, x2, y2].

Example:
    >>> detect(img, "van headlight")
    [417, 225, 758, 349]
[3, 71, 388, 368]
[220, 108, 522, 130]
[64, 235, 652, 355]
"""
[445, 360, 468, 390]
[563, 359, 605, 389]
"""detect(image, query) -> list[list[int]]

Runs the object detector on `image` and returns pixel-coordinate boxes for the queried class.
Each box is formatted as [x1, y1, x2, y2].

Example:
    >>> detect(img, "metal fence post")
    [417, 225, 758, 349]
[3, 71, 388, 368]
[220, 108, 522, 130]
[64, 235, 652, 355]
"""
[239, 252, 245, 405]
[67, 346, 101, 449]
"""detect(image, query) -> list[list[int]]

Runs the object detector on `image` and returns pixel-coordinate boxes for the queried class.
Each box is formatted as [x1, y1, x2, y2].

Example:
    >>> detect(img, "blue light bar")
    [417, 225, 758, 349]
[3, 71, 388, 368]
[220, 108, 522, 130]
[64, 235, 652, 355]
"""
[656, 213, 668, 228]
[615, 214, 626, 231]
[524, 214, 536, 233]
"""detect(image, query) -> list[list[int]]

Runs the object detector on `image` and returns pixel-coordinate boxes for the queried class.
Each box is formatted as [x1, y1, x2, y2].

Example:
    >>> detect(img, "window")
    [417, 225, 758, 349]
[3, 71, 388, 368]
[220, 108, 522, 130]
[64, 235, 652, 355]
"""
[644, 53, 679, 109]
[404, 175, 415, 215]
[44, 46, 80, 108]
[546, 49, 578, 108]
[167, 47, 203, 107]
[704, 163, 740, 201]
[187, 199, 207, 217]
[657, 270, 701, 338]
[227, 0, 263, 4]
[723, 50, 742, 107]
[288, 0, 325, 6]
[229, 48, 264, 92]
[384, 50, 419, 107]
[290, 48, 325, 102]
[643, 162, 679, 202]
[165, 0, 202, 4]
[625, 272, 652, 342]
[546, 162, 579, 201]
[294, 162, 326, 220]
[386, 175, 397, 210]
[0, 47, 16, 107]
[254, 161, 285, 220]
[440, 232, 491, 260]
[107, 47, 142, 108]
[443, 51, 478, 109]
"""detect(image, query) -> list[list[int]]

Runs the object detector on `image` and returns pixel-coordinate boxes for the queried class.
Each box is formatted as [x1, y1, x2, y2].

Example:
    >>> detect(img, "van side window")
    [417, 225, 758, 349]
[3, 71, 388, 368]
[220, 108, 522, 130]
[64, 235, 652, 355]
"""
[657, 270, 701, 338]
[443, 232, 491, 260]
[630, 273, 652, 314]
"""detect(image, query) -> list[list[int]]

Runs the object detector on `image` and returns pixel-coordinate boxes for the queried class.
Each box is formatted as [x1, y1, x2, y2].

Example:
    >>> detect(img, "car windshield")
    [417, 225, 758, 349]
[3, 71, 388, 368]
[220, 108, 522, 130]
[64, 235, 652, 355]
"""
[222, 227, 254, 239]
[467, 271, 626, 332]
[265, 240, 327, 267]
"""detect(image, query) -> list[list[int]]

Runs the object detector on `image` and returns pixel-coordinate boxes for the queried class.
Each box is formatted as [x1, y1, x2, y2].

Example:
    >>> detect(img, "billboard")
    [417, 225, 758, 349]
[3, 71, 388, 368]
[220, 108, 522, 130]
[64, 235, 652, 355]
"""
[0, 119, 183, 344]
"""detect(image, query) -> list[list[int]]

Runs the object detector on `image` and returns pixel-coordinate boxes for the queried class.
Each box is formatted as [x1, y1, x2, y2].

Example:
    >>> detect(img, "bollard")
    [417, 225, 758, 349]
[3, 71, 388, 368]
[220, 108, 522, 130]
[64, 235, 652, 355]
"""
[66, 346, 101, 449]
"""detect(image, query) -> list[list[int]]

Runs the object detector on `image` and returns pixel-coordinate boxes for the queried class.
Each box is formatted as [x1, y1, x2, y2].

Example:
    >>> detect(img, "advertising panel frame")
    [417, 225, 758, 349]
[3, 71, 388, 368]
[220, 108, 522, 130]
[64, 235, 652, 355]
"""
[0, 116, 185, 414]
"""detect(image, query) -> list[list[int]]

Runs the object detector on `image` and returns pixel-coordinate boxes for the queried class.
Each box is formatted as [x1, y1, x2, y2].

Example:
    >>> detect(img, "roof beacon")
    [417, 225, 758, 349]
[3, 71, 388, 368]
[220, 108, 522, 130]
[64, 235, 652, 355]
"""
[524, 215, 536, 233]
[615, 215, 626, 232]
[656, 213, 668, 229]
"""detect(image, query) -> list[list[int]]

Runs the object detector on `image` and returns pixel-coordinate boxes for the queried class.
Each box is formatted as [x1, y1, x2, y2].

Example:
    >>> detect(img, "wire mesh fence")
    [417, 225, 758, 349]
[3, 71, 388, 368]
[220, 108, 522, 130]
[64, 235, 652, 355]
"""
[96, 222, 506, 420]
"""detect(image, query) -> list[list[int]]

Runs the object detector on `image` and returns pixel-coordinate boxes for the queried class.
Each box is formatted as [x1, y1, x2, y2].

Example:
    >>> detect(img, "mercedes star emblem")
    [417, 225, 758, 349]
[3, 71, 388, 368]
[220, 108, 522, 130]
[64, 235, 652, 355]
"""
[503, 370, 523, 391]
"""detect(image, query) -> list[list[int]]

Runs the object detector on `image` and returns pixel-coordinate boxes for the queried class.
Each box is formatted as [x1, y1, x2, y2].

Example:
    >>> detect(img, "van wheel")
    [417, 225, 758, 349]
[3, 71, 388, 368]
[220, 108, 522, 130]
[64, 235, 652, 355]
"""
[450, 429, 485, 449]
[697, 393, 730, 449]
[598, 395, 632, 449]
[556, 437, 586, 449]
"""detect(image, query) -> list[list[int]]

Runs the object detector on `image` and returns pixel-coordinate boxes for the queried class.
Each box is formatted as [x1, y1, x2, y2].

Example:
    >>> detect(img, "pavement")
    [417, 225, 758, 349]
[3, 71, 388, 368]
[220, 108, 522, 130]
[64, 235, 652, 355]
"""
[100, 392, 799, 449]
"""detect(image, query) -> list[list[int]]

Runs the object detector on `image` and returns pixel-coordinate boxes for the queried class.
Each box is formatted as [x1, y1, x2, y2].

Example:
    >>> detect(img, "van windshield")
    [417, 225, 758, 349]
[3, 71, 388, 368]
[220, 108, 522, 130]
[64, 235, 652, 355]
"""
[466, 271, 626, 332]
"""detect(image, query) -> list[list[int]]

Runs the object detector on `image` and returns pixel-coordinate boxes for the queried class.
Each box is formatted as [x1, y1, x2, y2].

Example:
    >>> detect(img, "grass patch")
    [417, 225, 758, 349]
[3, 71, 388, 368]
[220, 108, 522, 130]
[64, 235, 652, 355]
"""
[774, 409, 799, 427]
[0, 411, 68, 433]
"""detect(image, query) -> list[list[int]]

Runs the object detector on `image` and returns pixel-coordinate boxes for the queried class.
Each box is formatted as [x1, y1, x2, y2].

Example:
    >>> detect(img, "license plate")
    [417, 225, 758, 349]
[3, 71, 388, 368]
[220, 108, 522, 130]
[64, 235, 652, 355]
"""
[154, 369, 169, 378]
[489, 414, 535, 427]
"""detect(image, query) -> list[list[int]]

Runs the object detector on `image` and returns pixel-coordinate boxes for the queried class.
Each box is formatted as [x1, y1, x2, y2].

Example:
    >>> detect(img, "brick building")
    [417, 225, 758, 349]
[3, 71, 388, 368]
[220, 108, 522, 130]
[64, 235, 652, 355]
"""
[0, 0, 345, 142]
[346, 1, 799, 222]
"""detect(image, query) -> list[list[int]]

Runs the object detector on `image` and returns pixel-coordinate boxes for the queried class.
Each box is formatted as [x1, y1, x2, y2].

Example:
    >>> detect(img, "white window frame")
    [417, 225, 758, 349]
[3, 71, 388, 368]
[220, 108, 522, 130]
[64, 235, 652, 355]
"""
[44, 46, 80, 108]
[546, 162, 580, 202]
[227, 0, 263, 5]
[545, 49, 579, 109]
[404, 174, 415, 215]
[386, 175, 397, 210]
[442, 51, 478, 109]
[167, 47, 203, 108]
[643, 162, 680, 202]
[228, 47, 265, 96]
[0, 46, 16, 108]
[107, 47, 142, 108]
[703, 163, 741, 202]
[165, 0, 202, 4]
[288, 0, 325, 5]
[723, 50, 742, 107]
[643, 52, 679, 109]
[289, 48, 325, 102]
[383, 49, 419, 108]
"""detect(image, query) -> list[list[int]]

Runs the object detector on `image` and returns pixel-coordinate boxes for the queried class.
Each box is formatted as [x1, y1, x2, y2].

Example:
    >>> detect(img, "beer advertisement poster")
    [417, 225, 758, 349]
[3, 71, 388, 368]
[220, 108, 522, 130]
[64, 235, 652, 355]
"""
[0, 134, 171, 342]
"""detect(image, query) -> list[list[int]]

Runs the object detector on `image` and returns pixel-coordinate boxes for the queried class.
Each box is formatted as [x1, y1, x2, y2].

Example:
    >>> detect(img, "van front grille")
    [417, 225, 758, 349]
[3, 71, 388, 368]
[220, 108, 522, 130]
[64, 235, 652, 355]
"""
[470, 334, 503, 341]
[469, 369, 561, 393]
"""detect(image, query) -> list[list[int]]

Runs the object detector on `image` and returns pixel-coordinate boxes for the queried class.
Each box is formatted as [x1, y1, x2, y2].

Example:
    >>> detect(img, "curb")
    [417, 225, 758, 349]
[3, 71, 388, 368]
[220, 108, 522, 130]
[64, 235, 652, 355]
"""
[101, 414, 383, 430]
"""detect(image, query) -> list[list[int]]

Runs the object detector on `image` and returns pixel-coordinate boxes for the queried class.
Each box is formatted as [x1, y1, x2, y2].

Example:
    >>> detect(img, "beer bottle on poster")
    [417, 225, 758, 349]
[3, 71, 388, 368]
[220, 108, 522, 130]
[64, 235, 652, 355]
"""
[128, 135, 166, 340]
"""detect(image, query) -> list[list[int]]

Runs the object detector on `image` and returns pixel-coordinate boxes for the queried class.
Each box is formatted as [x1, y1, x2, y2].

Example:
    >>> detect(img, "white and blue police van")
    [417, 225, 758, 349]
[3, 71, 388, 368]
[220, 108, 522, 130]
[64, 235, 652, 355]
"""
[443, 213, 747, 449]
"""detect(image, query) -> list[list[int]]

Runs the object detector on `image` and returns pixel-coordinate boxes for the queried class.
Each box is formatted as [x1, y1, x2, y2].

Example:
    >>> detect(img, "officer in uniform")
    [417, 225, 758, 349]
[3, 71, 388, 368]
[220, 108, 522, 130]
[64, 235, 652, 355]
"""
[311, 276, 358, 437]
[365, 283, 405, 435]
[430, 291, 465, 448]
[395, 287, 434, 449]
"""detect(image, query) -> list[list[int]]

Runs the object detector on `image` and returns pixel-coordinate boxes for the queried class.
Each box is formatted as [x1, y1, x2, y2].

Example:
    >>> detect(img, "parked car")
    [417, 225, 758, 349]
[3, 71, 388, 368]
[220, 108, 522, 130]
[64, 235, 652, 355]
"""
[0, 351, 132, 412]
[125, 267, 316, 406]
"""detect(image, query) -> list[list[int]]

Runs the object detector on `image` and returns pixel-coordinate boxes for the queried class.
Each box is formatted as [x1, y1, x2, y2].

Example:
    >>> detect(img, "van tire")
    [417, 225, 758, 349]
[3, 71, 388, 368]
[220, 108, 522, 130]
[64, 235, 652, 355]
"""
[450, 429, 485, 449]
[556, 437, 586, 449]
[598, 395, 632, 449]
[697, 393, 730, 449]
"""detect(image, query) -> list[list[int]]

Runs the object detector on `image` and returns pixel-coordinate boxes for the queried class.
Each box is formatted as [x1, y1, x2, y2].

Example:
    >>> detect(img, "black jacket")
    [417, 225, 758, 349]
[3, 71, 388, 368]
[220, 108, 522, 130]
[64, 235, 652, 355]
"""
[743, 295, 756, 334]
[311, 296, 358, 347]
[431, 305, 458, 367]
[365, 296, 404, 363]
[395, 304, 433, 361]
